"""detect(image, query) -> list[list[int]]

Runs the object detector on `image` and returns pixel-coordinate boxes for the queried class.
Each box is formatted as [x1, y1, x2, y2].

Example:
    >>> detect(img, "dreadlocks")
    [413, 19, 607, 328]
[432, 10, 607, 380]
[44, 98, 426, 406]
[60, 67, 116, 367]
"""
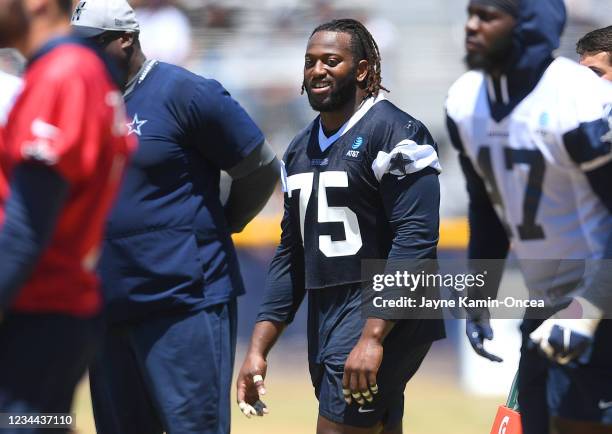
[301, 18, 389, 98]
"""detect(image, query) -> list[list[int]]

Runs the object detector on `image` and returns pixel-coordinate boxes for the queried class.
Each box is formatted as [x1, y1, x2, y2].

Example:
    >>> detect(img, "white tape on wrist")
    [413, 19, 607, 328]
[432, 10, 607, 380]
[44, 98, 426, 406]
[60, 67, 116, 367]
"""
[253, 374, 264, 383]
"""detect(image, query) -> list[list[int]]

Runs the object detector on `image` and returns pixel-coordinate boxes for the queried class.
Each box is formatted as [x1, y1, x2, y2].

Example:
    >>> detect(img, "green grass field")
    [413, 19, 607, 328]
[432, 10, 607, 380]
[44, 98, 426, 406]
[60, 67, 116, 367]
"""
[71, 345, 504, 434]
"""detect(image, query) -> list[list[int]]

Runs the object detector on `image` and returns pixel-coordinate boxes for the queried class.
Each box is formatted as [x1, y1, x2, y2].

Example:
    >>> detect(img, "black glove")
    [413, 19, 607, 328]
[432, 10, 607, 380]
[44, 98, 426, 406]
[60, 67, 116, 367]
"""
[466, 315, 503, 363]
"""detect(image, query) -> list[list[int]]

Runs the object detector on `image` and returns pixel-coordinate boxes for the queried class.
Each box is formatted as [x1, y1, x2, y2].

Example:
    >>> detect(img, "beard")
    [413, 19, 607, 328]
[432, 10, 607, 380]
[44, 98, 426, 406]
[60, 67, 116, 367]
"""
[465, 51, 494, 71]
[464, 36, 514, 72]
[304, 67, 358, 113]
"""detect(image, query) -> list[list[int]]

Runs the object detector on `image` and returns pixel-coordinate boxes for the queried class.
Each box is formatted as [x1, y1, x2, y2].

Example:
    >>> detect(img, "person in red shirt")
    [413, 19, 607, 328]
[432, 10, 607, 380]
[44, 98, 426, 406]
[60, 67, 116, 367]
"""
[0, 0, 133, 428]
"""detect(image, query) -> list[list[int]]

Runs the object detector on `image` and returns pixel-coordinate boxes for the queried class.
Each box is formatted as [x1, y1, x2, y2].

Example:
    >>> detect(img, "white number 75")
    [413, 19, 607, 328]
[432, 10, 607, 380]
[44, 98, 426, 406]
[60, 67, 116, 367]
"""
[287, 171, 362, 258]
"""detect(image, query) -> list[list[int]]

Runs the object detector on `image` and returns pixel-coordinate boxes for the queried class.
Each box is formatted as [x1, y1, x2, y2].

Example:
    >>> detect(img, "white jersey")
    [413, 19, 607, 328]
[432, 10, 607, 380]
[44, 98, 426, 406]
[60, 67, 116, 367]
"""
[0, 70, 22, 126]
[447, 57, 612, 295]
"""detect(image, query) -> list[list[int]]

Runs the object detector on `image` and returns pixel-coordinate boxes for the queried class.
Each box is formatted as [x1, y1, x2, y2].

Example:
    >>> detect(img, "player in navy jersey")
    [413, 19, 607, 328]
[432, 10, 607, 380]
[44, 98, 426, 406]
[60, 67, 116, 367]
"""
[72, 1, 279, 433]
[237, 19, 445, 434]
[0, 0, 133, 431]
[447, 1, 612, 433]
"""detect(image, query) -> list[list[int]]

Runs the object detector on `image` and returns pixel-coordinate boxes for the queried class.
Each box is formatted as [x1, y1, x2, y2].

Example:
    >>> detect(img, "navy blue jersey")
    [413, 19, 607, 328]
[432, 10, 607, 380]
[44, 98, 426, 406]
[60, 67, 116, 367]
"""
[279, 98, 441, 289]
[257, 96, 445, 365]
[99, 61, 264, 323]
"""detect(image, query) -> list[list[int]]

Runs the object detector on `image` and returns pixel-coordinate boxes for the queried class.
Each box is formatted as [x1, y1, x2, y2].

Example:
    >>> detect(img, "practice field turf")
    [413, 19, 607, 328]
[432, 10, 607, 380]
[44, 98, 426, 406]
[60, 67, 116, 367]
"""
[72, 342, 504, 434]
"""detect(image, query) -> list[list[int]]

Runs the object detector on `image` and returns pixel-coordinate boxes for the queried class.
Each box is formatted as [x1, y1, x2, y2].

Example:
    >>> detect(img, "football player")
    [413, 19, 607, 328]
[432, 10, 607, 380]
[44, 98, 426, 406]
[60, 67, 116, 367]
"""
[237, 19, 445, 434]
[0, 0, 132, 429]
[447, 0, 612, 433]
[577, 25, 612, 81]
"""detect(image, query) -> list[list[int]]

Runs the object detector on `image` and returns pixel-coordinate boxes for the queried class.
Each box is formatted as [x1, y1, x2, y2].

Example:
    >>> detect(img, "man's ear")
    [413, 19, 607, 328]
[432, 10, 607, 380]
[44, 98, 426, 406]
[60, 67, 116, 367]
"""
[356, 59, 369, 85]
[120, 32, 136, 49]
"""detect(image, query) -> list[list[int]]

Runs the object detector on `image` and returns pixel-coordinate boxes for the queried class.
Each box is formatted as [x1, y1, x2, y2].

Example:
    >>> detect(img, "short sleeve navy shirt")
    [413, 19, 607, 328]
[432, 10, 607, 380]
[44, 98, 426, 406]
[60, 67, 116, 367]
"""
[99, 61, 264, 323]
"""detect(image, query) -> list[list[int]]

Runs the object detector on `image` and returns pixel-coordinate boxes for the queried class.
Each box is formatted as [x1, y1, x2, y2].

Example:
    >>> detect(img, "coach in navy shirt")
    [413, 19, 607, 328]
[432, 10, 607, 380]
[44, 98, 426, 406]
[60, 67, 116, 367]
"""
[72, 1, 279, 433]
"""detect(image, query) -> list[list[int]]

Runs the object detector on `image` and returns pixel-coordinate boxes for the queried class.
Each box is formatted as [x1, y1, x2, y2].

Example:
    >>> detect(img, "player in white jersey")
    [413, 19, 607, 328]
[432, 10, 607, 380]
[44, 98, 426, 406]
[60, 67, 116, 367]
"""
[446, 1, 612, 433]
[0, 69, 22, 125]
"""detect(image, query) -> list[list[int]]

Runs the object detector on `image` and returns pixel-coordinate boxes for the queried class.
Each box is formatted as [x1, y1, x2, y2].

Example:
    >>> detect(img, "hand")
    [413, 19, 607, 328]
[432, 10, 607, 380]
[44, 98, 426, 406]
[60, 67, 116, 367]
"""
[342, 336, 383, 406]
[236, 351, 269, 418]
[529, 297, 602, 365]
[455, 289, 502, 362]
[466, 317, 503, 362]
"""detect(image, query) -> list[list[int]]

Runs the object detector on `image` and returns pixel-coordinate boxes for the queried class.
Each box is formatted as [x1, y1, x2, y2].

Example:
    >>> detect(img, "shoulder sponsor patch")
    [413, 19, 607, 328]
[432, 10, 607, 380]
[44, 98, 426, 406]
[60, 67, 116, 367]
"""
[343, 135, 365, 161]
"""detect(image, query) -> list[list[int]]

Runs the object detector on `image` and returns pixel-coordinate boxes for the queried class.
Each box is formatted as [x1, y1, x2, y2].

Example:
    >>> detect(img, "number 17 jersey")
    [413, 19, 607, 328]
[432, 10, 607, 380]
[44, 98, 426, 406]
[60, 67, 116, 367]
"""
[446, 58, 612, 293]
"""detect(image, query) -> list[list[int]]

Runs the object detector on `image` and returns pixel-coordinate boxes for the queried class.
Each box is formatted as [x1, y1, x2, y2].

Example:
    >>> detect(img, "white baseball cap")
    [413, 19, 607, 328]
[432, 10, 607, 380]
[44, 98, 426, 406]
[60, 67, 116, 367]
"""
[71, 0, 140, 38]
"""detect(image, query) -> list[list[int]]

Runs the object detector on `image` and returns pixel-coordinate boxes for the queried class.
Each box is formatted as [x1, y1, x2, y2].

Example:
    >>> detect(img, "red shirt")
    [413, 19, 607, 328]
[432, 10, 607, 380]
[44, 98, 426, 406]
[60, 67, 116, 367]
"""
[0, 40, 135, 316]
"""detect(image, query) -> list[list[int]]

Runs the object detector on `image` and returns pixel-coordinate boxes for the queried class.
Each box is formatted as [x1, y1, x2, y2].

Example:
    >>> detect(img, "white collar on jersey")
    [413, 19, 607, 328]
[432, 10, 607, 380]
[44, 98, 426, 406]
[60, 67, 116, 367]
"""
[318, 93, 386, 152]
[486, 74, 510, 105]
[123, 59, 158, 98]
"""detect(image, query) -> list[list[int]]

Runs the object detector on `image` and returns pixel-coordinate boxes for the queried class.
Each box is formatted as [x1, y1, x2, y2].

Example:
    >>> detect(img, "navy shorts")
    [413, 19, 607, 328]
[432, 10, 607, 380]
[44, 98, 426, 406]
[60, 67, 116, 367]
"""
[518, 318, 612, 434]
[309, 341, 431, 429]
[307, 285, 442, 429]
[89, 300, 237, 434]
[0, 312, 102, 434]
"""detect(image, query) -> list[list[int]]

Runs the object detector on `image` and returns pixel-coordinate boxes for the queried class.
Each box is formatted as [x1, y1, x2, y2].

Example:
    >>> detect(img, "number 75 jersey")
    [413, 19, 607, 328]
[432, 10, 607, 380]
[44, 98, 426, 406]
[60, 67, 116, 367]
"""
[446, 57, 612, 263]
[279, 98, 441, 289]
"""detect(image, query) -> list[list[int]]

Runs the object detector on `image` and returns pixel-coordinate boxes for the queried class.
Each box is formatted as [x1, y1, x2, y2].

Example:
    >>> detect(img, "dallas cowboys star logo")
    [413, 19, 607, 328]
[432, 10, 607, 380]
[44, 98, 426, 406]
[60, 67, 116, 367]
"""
[388, 152, 413, 179]
[127, 113, 147, 136]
